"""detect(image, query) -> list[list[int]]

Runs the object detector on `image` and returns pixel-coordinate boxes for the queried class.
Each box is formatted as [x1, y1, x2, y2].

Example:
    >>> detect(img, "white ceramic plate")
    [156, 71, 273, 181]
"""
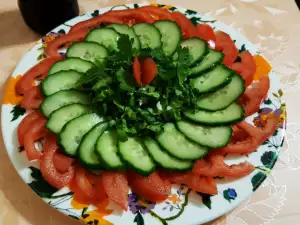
[1, 4, 286, 225]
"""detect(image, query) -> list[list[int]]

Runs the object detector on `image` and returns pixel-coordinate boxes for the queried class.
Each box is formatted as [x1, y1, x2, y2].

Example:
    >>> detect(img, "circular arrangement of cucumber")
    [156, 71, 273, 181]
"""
[40, 21, 246, 176]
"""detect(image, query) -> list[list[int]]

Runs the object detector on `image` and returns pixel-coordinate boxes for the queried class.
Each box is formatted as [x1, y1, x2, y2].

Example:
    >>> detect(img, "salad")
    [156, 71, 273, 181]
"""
[15, 5, 279, 211]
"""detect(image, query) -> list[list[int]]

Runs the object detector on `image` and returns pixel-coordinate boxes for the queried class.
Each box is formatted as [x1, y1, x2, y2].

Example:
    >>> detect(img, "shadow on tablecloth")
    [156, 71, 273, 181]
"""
[0, 10, 40, 49]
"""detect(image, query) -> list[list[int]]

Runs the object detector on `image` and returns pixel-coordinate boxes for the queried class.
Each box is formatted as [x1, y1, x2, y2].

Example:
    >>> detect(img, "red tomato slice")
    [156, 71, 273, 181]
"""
[138, 6, 174, 20]
[21, 86, 44, 109]
[163, 171, 217, 195]
[18, 111, 42, 146]
[102, 171, 129, 210]
[140, 57, 158, 85]
[16, 57, 62, 95]
[133, 56, 142, 85]
[231, 51, 256, 87]
[242, 76, 270, 117]
[218, 115, 279, 154]
[24, 116, 48, 161]
[128, 171, 171, 202]
[193, 153, 255, 177]
[53, 153, 75, 173]
[171, 11, 196, 39]
[105, 9, 155, 24]
[195, 24, 216, 47]
[40, 134, 75, 189]
[215, 31, 238, 67]
[75, 167, 97, 199]
[231, 125, 248, 142]
[69, 15, 124, 33]
[45, 29, 89, 58]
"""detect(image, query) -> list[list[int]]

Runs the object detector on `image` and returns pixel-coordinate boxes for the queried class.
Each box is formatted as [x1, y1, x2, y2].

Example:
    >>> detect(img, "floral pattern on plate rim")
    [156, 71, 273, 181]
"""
[1, 3, 286, 225]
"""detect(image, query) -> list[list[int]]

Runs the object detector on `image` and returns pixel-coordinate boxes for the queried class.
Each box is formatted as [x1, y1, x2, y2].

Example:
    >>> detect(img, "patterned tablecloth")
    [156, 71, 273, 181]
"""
[0, 0, 299, 224]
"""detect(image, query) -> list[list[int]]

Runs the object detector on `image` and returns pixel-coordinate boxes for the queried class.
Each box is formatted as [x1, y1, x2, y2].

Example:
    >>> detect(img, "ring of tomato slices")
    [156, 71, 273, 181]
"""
[12, 6, 282, 212]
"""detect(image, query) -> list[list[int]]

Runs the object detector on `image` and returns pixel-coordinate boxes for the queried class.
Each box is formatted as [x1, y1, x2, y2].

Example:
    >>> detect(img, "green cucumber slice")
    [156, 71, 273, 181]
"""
[59, 113, 104, 157]
[190, 49, 224, 75]
[118, 137, 155, 176]
[106, 24, 140, 51]
[95, 129, 125, 170]
[41, 70, 84, 96]
[144, 138, 193, 171]
[157, 123, 209, 160]
[85, 28, 120, 51]
[48, 58, 94, 75]
[195, 75, 245, 111]
[40, 90, 91, 117]
[133, 23, 162, 50]
[46, 103, 92, 134]
[176, 121, 232, 148]
[184, 102, 244, 125]
[66, 42, 108, 63]
[190, 65, 234, 94]
[78, 122, 109, 169]
[180, 38, 208, 65]
[154, 20, 181, 56]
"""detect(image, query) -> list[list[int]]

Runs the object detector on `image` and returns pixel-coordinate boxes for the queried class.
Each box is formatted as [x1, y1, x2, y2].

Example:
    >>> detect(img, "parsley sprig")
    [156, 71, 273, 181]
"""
[78, 34, 196, 141]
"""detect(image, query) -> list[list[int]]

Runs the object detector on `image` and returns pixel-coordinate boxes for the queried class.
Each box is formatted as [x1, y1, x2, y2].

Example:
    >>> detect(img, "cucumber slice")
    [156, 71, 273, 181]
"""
[66, 42, 108, 63]
[41, 70, 84, 96]
[106, 24, 140, 51]
[95, 129, 125, 170]
[133, 23, 162, 50]
[180, 38, 208, 65]
[46, 103, 92, 134]
[190, 65, 234, 94]
[85, 28, 120, 51]
[40, 90, 91, 117]
[59, 113, 104, 157]
[144, 138, 193, 171]
[154, 20, 181, 56]
[195, 75, 245, 111]
[184, 102, 245, 125]
[176, 121, 232, 148]
[157, 123, 208, 160]
[78, 122, 109, 169]
[190, 49, 224, 75]
[118, 137, 155, 176]
[48, 58, 94, 75]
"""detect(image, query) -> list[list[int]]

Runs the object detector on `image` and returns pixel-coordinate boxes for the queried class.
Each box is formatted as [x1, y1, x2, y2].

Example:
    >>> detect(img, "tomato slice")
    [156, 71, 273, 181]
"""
[215, 31, 238, 67]
[18, 111, 42, 146]
[24, 116, 48, 161]
[69, 15, 124, 33]
[195, 24, 216, 47]
[242, 76, 270, 117]
[171, 11, 196, 39]
[163, 171, 217, 195]
[53, 153, 75, 173]
[45, 29, 89, 57]
[140, 57, 158, 85]
[21, 86, 44, 109]
[102, 171, 129, 210]
[75, 167, 97, 199]
[231, 51, 256, 87]
[218, 115, 279, 154]
[16, 57, 62, 95]
[105, 9, 155, 24]
[40, 134, 75, 189]
[128, 171, 171, 202]
[133, 56, 142, 85]
[138, 6, 174, 20]
[193, 153, 255, 177]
